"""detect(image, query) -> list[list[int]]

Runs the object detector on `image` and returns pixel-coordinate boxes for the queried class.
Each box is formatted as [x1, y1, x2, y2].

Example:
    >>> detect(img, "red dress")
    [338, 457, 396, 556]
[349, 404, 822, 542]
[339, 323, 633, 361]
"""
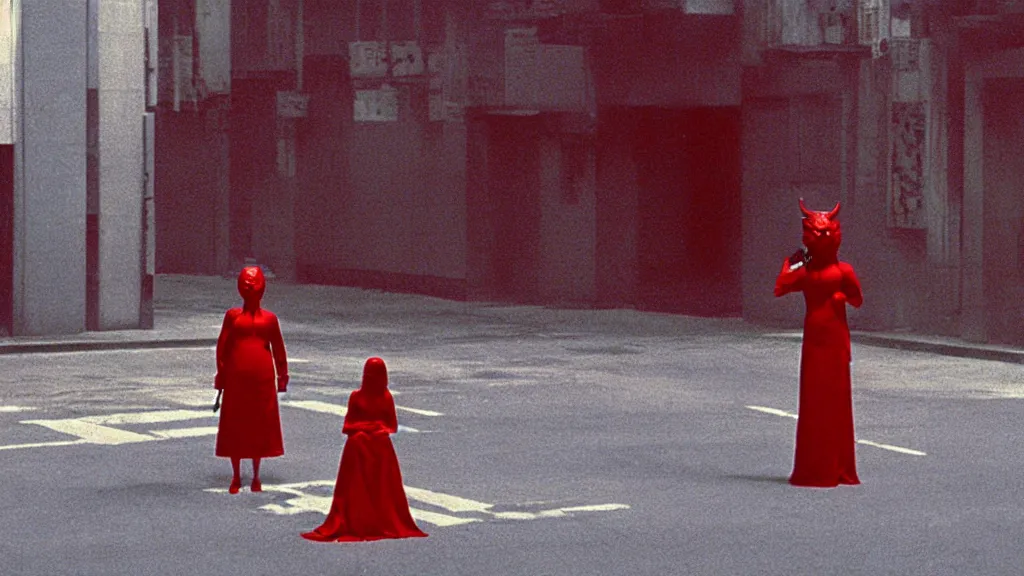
[214, 306, 288, 458]
[302, 358, 427, 542]
[774, 201, 863, 488]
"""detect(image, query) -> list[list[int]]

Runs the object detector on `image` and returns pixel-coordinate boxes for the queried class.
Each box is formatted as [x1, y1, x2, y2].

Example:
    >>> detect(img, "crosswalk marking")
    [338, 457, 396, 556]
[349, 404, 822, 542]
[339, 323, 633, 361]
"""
[402, 486, 494, 514]
[2, 397, 438, 451]
[746, 405, 797, 419]
[280, 400, 422, 433]
[82, 409, 215, 426]
[0, 439, 89, 451]
[21, 418, 156, 445]
[856, 439, 927, 456]
[0, 406, 38, 413]
[150, 426, 220, 439]
[206, 480, 628, 527]
[280, 400, 347, 417]
[397, 406, 443, 417]
[410, 507, 482, 526]
[745, 405, 927, 456]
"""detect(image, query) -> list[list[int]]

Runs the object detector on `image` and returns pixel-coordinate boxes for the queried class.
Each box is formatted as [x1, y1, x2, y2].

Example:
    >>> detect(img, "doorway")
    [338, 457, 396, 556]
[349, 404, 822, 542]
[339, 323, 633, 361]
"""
[479, 113, 543, 303]
[633, 107, 742, 316]
[982, 78, 1024, 345]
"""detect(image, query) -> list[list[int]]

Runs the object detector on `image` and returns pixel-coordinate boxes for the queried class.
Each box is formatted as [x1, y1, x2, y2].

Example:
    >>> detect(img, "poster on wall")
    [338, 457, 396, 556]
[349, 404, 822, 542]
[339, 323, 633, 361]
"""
[390, 41, 425, 77]
[354, 86, 398, 122]
[350, 42, 388, 78]
[890, 101, 926, 229]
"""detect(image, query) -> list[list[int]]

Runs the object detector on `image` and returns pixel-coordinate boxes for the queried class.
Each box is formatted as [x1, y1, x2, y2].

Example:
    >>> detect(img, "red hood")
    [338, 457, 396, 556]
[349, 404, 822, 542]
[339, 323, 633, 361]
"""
[237, 266, 266, 307]
[360, 357, 389, 394]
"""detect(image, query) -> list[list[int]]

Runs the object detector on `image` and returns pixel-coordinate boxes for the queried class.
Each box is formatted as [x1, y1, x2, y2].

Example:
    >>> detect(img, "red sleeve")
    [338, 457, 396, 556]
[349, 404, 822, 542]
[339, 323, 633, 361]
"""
[774, 259, 806, 297]
[268, 313, 288, 379]
[342, 391, 359, 435]
[384, 391, 398, 434]
[839, 262, 863, 308]
[214, 310, 234, 389]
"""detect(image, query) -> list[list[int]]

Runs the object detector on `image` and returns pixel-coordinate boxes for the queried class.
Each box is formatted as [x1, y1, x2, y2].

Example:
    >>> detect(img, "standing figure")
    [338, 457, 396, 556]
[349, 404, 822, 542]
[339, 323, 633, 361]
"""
[214, 266, 289, 494]
[774, 199, 863, 488]
[301, 357, 427, 542]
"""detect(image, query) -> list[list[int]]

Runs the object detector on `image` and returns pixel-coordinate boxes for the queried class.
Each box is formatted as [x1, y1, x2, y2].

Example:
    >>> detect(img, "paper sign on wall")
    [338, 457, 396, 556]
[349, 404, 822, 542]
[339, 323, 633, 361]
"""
[354, 86, 398, 122]
[350, 42, 388, 78]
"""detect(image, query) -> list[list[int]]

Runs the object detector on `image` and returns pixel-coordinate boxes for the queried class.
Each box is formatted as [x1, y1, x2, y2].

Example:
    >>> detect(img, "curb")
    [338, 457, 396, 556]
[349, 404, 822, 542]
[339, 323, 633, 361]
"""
[851, 333, 1024, 365]
[0, 338, 218, 356]
[1, 333, 1022, 365]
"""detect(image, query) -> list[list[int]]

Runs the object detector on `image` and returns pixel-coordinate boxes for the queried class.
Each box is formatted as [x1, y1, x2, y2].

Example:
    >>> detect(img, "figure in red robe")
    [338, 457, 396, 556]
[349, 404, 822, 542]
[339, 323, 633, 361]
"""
[214, 266, 289, 494]
[301, 357, 428, 542]
[774, 199, 863, 488]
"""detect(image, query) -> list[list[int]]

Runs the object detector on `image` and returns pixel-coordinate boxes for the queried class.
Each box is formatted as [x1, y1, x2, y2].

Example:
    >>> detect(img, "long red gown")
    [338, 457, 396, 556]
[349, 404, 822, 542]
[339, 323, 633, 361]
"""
[302, 358, 427, 542]
[214, 288, 288, 459]
[776, 256, 863, 487]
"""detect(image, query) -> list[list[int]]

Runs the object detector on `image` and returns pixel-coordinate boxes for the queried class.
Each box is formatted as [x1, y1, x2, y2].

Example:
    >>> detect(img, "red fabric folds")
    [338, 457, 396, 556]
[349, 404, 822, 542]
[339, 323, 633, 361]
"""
[302, 357, 427, 542]
[214, 267, 288, 459]
[775, 201, 863, 488]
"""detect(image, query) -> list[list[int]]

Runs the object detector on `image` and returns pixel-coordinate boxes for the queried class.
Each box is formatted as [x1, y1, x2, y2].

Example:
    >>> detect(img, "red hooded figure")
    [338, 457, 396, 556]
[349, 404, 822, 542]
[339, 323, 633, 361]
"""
[214, 266, 289, 494]
[301, 357, 427, 542]
[774, 200, 863, 488]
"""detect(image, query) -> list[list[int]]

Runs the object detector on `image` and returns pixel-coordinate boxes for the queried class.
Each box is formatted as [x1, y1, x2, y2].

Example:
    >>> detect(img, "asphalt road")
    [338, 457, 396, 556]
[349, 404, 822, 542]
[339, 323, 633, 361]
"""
[2, 305, 1024, 576]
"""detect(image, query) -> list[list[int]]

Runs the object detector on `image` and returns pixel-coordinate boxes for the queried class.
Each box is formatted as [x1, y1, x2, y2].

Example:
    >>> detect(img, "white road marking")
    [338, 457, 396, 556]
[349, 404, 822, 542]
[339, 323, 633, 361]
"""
[281, 400, 422, 433]
[21, 418, 156, 445]
[0, 406, 38, 413]
[491, 503, 631, 521]
[492, 511, 536, 520]
[288, 358, 311, 363]
[856, 439, 927, 456]
[81, 409, 215, 426]
[746, 405, 798, 419]
[206, 481, 477, 526]
[206, 480, 625, 526]
[410, 507, 482, 526]
[4, 398, 437, 451]
[149, 426, 220, 439]
[746, 405, 926, 456]
[557, 504, 631, 513]
[135, 377, 206, 386]
[18, 347, 215, 357]
[280, 400, 347, 417]
[396, 406, 444, 417]
[403, 486, 495, 514]
[288, 372, 342, 383]
[0, 439, 89, 451]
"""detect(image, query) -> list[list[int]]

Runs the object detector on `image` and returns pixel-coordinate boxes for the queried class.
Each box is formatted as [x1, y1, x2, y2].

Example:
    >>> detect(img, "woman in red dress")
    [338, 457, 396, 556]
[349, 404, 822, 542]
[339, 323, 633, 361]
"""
[214, 266, 289, 494]
[774, 200, 863, 488]
[301, 357, 427, 542]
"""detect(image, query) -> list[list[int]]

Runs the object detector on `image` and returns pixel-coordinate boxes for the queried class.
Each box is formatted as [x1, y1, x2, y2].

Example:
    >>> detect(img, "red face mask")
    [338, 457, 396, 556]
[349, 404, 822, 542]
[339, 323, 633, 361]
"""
[799, 200, 842, 261]
[237, 266, 266, 307]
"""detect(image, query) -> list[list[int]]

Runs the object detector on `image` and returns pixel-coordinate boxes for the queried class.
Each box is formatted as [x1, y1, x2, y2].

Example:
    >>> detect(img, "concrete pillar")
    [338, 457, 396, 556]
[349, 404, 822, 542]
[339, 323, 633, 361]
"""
[12, 0, 89, 335]
[96, 0, 145, 329]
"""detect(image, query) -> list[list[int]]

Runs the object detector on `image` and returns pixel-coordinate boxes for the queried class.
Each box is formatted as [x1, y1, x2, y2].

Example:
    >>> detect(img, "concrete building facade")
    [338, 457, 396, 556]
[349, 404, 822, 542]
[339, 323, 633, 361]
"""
[148, 0, 1024, 346]
[0, 0, 151, 336]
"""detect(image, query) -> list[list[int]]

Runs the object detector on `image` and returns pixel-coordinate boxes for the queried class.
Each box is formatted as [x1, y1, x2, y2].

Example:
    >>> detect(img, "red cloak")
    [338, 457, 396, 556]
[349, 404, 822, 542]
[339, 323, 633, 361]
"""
[774, 201, 863, 488]
[214, 267, 288, 459]
[302, 358, 427, 542]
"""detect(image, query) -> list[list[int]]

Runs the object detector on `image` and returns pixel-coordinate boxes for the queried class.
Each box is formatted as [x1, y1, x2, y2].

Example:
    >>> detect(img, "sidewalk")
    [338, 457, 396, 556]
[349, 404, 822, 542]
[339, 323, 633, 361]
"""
[1, 274, 1023, 365]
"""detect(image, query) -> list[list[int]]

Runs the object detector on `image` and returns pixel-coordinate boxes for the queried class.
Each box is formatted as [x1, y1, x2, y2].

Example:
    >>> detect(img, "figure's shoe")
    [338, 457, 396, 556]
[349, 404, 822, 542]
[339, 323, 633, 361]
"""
[229, 477, 242, 494]
[251, 478, 262, 492]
